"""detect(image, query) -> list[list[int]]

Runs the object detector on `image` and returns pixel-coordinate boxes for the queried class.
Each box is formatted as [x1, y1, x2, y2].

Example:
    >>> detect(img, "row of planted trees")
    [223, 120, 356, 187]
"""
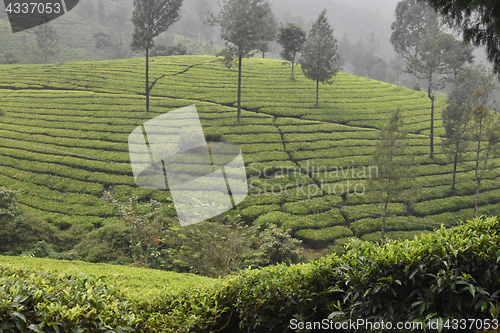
[372, 67, 500, 241]
[442, 67, 500, 217]
[131, 0, 343, 118]
[369, 0, 500, 241]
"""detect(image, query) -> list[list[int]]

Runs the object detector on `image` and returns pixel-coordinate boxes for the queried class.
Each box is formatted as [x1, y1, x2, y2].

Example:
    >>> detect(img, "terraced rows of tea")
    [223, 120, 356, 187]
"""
[1, 55, 499, 248]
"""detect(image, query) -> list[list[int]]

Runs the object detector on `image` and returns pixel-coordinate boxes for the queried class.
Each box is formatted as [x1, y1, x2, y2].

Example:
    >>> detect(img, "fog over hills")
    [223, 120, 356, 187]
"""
[270, 0, 400, 59]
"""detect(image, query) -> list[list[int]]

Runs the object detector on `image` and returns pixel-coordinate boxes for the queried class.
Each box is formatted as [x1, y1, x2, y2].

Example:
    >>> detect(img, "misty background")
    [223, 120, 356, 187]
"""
[0, 0, 492, 89]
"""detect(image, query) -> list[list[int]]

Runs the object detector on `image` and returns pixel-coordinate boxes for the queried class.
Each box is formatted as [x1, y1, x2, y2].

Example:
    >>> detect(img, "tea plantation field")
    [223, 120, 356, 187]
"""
[0, 255, 213, 300]
[1, 55, 499, 249]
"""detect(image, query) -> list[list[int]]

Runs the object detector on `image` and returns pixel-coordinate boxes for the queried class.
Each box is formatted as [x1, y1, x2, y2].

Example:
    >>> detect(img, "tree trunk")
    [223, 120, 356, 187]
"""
[146, 47, 150, 112]
[451, 142, 459, 190]
[291, 53, 295, 78]
[474, 177, 481, 218]
[237, 55, 242, 123]
[381, 195, 389, 243]
[262, 51, 265, 59]
[315, 80, 319, 107]
[428, 77, 435, 158]
[474, 121, 483, 218]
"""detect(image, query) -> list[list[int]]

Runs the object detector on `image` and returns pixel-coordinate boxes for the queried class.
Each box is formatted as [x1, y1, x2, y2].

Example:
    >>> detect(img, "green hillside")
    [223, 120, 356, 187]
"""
[2, 217, 500, 332]
[0, 255, 213, 300]
[0, 55, 499, 249]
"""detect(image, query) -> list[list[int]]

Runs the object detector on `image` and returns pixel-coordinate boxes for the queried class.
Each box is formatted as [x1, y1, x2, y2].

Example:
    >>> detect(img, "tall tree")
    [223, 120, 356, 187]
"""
[442, 66, 494, 190]
[390, 0, 439, 59]
[277, 23, 306, 78]
[195, 0, 210, 44]
[370, 109, 410, 242]
[389, 55, 404, 85]
[32, 23, 58, 63]
[444, 40, 474, 79]
[469, 89, 500, 218]
[210, 0, 277, 123]
[406, 32, 472, 158]
[299, 10, 342, 107]
[419, 0, 500, 74]
[258, 14, 278, 59]
[131, 0, 183, 112]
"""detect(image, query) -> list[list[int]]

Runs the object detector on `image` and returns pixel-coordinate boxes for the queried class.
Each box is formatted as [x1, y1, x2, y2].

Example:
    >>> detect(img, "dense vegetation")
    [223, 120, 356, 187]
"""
[1, 55, 499, 256]
[1, 216, 500, 332]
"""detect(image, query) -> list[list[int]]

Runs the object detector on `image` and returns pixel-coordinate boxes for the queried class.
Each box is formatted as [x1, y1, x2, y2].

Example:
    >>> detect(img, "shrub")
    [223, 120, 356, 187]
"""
[72, 223, 133, 264]
[240, 204, 280, 223]
[160, 222, 254, 278]
[283, 197, 332, 215]
[0, 265, 140, 332]
[0, 210, 58, 255]
[296, 226, 353, 248]
[253, 224, 302, 266]
[282, 209, 345, 233]
[254, 211, 293, 229]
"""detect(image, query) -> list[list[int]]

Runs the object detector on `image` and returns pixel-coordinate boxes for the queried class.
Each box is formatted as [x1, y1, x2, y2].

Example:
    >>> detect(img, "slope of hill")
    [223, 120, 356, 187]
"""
[0, 55, 499, 249]
[2, 216, 500, 332]
[0, 255, 213, 300]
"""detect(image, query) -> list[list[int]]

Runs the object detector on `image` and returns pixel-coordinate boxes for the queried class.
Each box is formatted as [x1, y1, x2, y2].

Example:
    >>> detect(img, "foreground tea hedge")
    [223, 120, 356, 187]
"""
[2, 216, 500, 332]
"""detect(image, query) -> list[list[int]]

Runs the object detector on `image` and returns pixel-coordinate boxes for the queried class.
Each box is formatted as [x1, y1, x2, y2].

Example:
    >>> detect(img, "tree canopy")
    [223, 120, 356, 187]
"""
[210, 0, 277, 122]
[131, 0, 183, 112]
[418, 0, 500, 74]
[391, 0, 439, 58]
[277, 23, 307, 78]
[300, 9, 342, 107]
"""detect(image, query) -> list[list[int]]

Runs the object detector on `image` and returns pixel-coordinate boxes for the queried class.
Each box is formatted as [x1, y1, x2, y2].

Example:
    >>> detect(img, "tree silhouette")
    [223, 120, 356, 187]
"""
[210, 0, 277, 123]
[277, 23, 306, 79]
[131, 0, 183, 112]
[299, 10, 341, 107]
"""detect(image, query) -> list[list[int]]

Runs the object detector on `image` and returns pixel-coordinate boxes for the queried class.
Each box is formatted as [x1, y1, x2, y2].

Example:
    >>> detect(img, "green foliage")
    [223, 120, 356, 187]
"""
[283, 197, 332, 215]
[160, 222, 254, 278]
[390, 0, 439, 58]
[0, 265, 140, 332]
[296, 226, 353, 248]
[255, 211, 293, 229]
[0, 255, 213, 300]
[442, 66, 495, 189]
[470, 89, 500, 217]
[281, 209, 345, 233]
[2, 217, 500, 332]
[72, 223, 133, 264]
[299, 10, 341, 106]
[369, 109, 413, 240]
[240, 204, 280, 223]
[0, 187, 21, 218]
[421, 0, 500, 74]
[103, 192, 167, 268]
[0, 55, 499, 258]
[211, 0, 276, 59]
[131, 0, 182, 53]
[253, 224, 302, 266]
[277, 23, 306, 78]
[0, 189, 58, 255]
[151, 43, 188, 56]
[333, 216, 500, 327]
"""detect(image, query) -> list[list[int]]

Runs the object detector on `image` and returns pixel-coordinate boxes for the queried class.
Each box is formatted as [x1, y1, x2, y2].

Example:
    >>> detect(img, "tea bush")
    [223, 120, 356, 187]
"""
[2, 217, 500, 332]
[296, 226, 354, 247]
[240, 204, 281, 223]
[0, 265, 140, 332]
